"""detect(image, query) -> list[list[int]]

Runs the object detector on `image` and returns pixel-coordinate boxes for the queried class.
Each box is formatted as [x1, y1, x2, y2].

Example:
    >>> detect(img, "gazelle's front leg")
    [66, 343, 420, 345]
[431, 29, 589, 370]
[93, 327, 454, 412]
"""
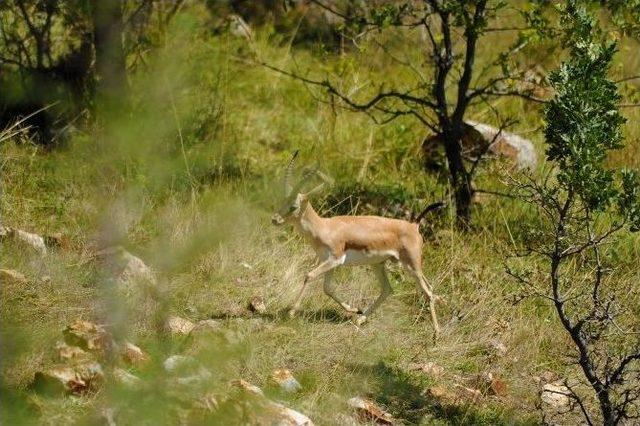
[289, 256, 344, 317]
[323, 271, 362, 314]
[355, 264, 393, 326]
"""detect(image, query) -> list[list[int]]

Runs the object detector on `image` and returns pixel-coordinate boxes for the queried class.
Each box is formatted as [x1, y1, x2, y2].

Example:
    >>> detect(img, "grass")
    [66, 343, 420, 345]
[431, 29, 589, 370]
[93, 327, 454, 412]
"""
[2, 5, 640, 425]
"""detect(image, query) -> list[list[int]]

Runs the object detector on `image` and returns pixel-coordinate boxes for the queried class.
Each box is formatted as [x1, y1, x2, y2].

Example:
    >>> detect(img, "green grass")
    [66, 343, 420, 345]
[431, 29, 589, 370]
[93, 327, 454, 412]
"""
[2, 6, 640, 425]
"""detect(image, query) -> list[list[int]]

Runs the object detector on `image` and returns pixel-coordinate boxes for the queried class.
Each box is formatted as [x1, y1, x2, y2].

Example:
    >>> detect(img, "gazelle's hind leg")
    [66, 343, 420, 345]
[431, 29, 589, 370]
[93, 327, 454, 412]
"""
[323, 271, 362, 314]
[355, 264, 393, 326]
[413, 271, 440, 337]
[402, 261, 441, 338]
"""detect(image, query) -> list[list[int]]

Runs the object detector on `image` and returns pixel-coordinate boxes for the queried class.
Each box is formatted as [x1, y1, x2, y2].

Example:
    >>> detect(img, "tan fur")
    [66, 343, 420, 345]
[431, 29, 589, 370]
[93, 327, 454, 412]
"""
[273, 194, 441, 337]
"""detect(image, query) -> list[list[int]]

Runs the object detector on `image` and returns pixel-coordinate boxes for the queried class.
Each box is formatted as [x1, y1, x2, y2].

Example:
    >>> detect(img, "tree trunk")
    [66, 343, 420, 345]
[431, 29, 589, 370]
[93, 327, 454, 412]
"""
[443, 130, 472, 228]
[92, 0, 126, 109]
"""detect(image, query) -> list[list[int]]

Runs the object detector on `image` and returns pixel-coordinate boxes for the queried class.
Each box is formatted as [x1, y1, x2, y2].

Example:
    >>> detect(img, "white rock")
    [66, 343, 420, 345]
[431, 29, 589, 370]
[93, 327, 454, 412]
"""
[191, 319, 222, 333]
[163, 355, 194, 373]
[95, 246, 156, 286]
[233, 379, 314, 425]
[271, 369, 302, 392]
[541, 382, 570, 408]
[113, 368, 142, 387]
[423, 121, 537, 171]
[407, 361, 444, 377]
[165, 315, 195, 335]
[227, 14, 252, 40]
[271, 402, 315, 426]
[63, 319, 111, 353]
[348, 397, 393, 425]
[0, 269, 27, 285]
[249, 296, 267, 314]
[176, 368, 212, 386]
[232, 378, 264, 396]
[5, 228, 47, 255]
[121, 341, 149, 365]
[466, 120, 537, 171]
[33, 362, 104, 394]
[55, 341, 90, 362]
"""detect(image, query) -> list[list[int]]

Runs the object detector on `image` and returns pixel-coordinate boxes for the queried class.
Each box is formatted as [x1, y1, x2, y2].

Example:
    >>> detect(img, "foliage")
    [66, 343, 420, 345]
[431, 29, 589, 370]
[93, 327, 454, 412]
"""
[510, 2, 640, 424]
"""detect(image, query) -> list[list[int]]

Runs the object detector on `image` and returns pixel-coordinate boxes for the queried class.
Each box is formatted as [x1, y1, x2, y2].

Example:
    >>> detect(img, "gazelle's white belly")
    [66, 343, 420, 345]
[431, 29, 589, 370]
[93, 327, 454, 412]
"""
[341, 249, 399, 266]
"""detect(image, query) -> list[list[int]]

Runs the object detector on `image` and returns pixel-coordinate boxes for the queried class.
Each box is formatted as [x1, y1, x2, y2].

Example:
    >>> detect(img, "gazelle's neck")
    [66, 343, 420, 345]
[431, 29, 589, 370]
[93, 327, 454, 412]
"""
[295, 201, 324, 241]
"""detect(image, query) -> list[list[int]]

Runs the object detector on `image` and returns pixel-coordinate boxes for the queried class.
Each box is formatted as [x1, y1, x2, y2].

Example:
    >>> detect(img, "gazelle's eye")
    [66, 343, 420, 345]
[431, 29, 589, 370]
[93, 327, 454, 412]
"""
[289, 206, 296, 212]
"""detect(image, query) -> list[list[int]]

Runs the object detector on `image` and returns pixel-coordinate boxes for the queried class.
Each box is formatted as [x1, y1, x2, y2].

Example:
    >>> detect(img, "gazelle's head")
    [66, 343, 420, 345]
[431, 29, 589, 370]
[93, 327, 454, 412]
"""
[272, 151, 332, 226]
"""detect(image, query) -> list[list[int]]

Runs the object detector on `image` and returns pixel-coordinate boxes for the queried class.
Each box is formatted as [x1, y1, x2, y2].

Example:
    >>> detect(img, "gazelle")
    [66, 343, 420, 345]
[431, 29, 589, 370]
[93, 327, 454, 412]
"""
[272, 152, 443, 337]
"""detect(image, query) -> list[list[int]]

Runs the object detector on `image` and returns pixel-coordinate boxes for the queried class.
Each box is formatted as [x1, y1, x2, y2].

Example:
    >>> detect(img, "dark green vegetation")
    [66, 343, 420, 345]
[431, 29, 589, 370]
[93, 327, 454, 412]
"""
[1, 1, 640, 425]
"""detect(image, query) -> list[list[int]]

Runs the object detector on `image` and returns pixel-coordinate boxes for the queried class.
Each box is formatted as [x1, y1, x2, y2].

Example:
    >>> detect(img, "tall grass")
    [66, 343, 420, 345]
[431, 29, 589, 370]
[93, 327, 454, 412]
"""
[1, 4, 639, 425]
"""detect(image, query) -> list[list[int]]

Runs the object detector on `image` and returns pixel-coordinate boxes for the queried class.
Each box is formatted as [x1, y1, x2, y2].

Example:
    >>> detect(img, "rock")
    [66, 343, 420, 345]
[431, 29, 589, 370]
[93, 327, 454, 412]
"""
[165, 315, 195, 335]
[95, 246, 156, 287]
[426, 385, 482, 405]
[232, 378, 264, 396]
[270, 402, 315, 426]
[176, 369, 213, 386]
[119, 251, 155, 286]
[271, 369, 302, 392]
[407, 361, 444, 377]
[422, 121, 537, 172]
[164, 355, 211, 385]
[249, 296, 266, 314]
[33, 362, 104, 395]
[0, 269, 27, 285]
[191, 319, 222, 334]
[233, 380, 314, 425]
[227, 14, 253, 39]
[425, 386, 457, 404]
[468, 120, 537, 170]
[475, 372, 508, 397]
[537, 370, 558, 384]
[121, 342, 149, 365]
[347, 397, 394, 425]
[63, 319, 111, 354]
[5, 228, 48, 255]
[112, 368, 142, 387]
[56, 341, 90, 362]
[454, 385, 482, 403]
[487, 339, 508, 357]
[541, 382, 570, 408]
[163, 355, 195, 373]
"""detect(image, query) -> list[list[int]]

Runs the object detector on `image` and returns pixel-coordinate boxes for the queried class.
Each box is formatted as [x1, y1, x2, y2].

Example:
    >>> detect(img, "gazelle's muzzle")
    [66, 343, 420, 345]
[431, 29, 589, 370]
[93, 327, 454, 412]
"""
[271, 213, 285, 226]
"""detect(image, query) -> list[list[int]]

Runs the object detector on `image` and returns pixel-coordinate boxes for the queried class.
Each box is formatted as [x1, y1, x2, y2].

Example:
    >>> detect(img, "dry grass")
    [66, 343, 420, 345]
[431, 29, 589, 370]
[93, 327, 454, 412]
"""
[2, 8, 640, 425]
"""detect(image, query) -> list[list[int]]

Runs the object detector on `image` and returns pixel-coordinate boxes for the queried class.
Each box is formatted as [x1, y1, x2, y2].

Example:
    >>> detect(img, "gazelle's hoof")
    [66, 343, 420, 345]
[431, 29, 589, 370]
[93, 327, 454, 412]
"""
[355, 315, 367, 326]
[340, 302, 360, 314]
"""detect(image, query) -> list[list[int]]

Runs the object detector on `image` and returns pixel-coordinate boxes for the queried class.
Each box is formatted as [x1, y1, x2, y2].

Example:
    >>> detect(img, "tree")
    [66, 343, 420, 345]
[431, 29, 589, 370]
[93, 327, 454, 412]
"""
[267, 0, 552, 228]
[508, 2, 640, 424]
[0, 0, 186, 139]
[91, 0, 126, 108]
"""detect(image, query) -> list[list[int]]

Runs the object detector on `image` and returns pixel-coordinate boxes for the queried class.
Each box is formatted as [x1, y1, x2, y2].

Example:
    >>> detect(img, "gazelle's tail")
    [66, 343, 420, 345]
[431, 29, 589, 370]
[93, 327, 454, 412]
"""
[414, 201, 447, 224]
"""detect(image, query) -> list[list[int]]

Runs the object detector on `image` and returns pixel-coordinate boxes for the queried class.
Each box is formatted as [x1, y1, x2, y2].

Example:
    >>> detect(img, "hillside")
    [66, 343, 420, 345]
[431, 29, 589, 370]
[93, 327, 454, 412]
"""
[2, 3, 640, 425]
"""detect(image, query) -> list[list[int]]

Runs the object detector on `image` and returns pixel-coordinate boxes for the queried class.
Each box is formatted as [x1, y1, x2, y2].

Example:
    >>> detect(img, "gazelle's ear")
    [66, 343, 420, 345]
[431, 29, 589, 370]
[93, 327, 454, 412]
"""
[305, 183, 325, 197]
[304, 170, 333, 197]
[315, 170, 334, 185]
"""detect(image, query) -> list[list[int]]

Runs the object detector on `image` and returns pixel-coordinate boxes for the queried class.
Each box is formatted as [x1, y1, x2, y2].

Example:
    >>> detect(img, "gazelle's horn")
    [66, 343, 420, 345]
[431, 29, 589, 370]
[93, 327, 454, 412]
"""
[305, 170, 333, 197]
[284, 150, 299, 196]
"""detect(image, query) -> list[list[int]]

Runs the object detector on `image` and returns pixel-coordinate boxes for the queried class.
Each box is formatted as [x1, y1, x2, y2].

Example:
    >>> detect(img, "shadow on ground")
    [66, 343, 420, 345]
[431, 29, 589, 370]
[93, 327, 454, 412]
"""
[350, 361, 529, 425]
[207, 307, 352, 324]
